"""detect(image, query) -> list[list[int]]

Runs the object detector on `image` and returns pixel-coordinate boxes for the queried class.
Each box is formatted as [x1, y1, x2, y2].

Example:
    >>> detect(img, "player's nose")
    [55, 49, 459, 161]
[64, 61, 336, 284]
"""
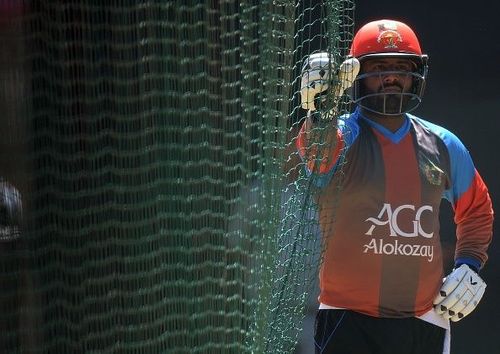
[382, 72, 400, 84]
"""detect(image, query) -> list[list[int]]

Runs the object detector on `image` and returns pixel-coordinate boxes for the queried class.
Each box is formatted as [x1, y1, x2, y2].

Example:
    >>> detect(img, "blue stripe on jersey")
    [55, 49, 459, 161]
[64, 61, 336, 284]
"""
[409, 115, 476, 205]
[359, 112, 411, 144]
[338, 111, 360, 147]
[339, 108, 410, 146]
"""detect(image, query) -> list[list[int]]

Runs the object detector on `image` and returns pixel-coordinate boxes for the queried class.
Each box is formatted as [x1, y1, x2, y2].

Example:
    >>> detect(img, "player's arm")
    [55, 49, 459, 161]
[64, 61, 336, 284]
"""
[453, 169, 493, 271]
[434, 135, 494, 322]
[296, 53, 359, 175]
[442, 135, 494, 270]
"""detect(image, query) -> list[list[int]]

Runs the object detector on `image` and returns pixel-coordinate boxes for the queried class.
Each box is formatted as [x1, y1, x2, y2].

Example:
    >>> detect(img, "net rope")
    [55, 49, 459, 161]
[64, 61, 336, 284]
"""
[0, 1, 354, 353]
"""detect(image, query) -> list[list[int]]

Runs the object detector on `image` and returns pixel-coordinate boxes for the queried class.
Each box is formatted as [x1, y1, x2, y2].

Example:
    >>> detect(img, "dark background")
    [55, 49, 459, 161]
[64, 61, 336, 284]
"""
[350, 1, 499, 353]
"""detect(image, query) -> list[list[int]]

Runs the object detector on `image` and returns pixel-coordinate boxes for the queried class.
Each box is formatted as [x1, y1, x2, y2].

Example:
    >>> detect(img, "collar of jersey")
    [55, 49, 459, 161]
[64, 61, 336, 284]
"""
[355, 109, 410, 144]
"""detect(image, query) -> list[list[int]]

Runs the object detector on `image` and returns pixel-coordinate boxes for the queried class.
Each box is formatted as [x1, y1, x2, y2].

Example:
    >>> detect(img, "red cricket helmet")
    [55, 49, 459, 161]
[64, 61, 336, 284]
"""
[349, 19, 429, 115]
[350, 19, 424, 59]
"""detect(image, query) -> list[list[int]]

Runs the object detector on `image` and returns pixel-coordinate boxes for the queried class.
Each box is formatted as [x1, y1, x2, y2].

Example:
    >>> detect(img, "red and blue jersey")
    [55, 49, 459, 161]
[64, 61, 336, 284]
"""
[296, 108, 494, 318]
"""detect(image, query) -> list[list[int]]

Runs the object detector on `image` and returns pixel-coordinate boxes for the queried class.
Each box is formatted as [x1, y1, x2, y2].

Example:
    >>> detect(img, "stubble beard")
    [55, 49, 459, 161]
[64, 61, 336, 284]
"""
[366, 93, 410, 115]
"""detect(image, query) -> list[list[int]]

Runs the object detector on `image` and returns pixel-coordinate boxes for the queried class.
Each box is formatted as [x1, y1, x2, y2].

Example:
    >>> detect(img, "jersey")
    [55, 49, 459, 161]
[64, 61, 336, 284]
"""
[296, 108, 493, 318]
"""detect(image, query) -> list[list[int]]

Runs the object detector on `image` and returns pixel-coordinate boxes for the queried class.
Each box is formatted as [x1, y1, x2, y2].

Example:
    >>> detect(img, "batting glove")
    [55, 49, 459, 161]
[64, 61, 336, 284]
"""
[433, 264, 486, 322]
[300, 52, 360, 112]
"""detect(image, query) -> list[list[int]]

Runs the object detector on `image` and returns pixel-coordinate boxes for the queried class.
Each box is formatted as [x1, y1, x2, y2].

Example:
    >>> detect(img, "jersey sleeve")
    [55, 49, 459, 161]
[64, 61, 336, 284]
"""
[295, 113, 360, 187]
[438, 128, 494, 269]
[296, 123, 344, 173]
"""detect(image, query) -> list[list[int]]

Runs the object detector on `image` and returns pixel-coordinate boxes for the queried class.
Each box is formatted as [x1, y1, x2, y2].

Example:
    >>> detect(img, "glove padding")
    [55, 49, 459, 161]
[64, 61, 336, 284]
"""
[300, 52, 360, 112]
[433, 264, 486, 322]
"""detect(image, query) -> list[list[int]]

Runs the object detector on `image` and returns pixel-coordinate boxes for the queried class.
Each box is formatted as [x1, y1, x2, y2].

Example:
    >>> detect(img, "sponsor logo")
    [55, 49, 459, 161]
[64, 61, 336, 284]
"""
[365, 203, 433, 238]
[363, 238, 434, 262]
[364, 203, 434, 262]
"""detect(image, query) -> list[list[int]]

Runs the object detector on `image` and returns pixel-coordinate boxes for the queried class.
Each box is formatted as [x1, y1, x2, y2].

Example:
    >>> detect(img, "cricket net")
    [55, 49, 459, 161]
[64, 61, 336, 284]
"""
[0, 1, 354, 353]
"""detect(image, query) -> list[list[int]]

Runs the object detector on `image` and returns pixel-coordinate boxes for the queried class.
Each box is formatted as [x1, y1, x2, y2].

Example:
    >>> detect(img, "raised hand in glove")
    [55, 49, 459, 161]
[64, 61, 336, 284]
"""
[300, 52, 360, 113]
[433, 264, 486, 322]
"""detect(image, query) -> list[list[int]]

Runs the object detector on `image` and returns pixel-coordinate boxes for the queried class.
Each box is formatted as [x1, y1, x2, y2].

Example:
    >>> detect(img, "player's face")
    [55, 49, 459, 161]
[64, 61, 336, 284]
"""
[360, 58, 415, 115]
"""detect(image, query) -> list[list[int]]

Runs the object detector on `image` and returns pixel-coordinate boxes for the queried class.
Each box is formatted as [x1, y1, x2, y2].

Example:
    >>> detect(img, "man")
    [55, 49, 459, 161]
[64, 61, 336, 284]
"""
[296, 19, 494, 354]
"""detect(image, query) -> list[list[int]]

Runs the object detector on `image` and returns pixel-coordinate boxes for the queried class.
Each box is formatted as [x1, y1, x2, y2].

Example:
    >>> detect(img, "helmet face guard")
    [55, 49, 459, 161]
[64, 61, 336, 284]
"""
[351, 54, 428, 115]
[349, 19, 429, 115]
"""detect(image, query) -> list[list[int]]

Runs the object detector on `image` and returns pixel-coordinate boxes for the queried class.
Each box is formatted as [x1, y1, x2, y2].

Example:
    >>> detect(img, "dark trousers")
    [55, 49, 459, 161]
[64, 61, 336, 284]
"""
[314, 309, 446, 354]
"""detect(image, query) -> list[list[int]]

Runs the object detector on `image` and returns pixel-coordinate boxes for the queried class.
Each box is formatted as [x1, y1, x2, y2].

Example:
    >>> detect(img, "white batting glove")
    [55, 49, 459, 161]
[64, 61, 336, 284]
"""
[334, 56, 360, 97]
[300, 52, 360, 112]
[433, 264, 486, 322]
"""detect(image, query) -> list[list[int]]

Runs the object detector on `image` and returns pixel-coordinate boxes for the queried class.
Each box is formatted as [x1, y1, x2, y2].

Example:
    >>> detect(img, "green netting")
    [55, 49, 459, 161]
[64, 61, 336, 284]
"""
[0, 1, 354, 353]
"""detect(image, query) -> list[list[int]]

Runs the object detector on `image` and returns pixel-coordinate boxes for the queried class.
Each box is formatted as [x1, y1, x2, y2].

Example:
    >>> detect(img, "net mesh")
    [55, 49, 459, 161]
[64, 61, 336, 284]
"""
[0, 1, 354, 353]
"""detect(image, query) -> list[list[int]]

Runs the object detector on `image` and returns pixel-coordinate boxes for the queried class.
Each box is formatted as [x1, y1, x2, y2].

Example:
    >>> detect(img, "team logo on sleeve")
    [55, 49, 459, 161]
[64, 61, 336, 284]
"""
[363, 203, 435, 262]
[418, 152, 444, 186]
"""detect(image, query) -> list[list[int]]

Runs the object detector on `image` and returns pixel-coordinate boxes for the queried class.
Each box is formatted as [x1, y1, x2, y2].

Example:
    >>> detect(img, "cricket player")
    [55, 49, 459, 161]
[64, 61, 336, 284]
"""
[297, 19, 494, 354]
